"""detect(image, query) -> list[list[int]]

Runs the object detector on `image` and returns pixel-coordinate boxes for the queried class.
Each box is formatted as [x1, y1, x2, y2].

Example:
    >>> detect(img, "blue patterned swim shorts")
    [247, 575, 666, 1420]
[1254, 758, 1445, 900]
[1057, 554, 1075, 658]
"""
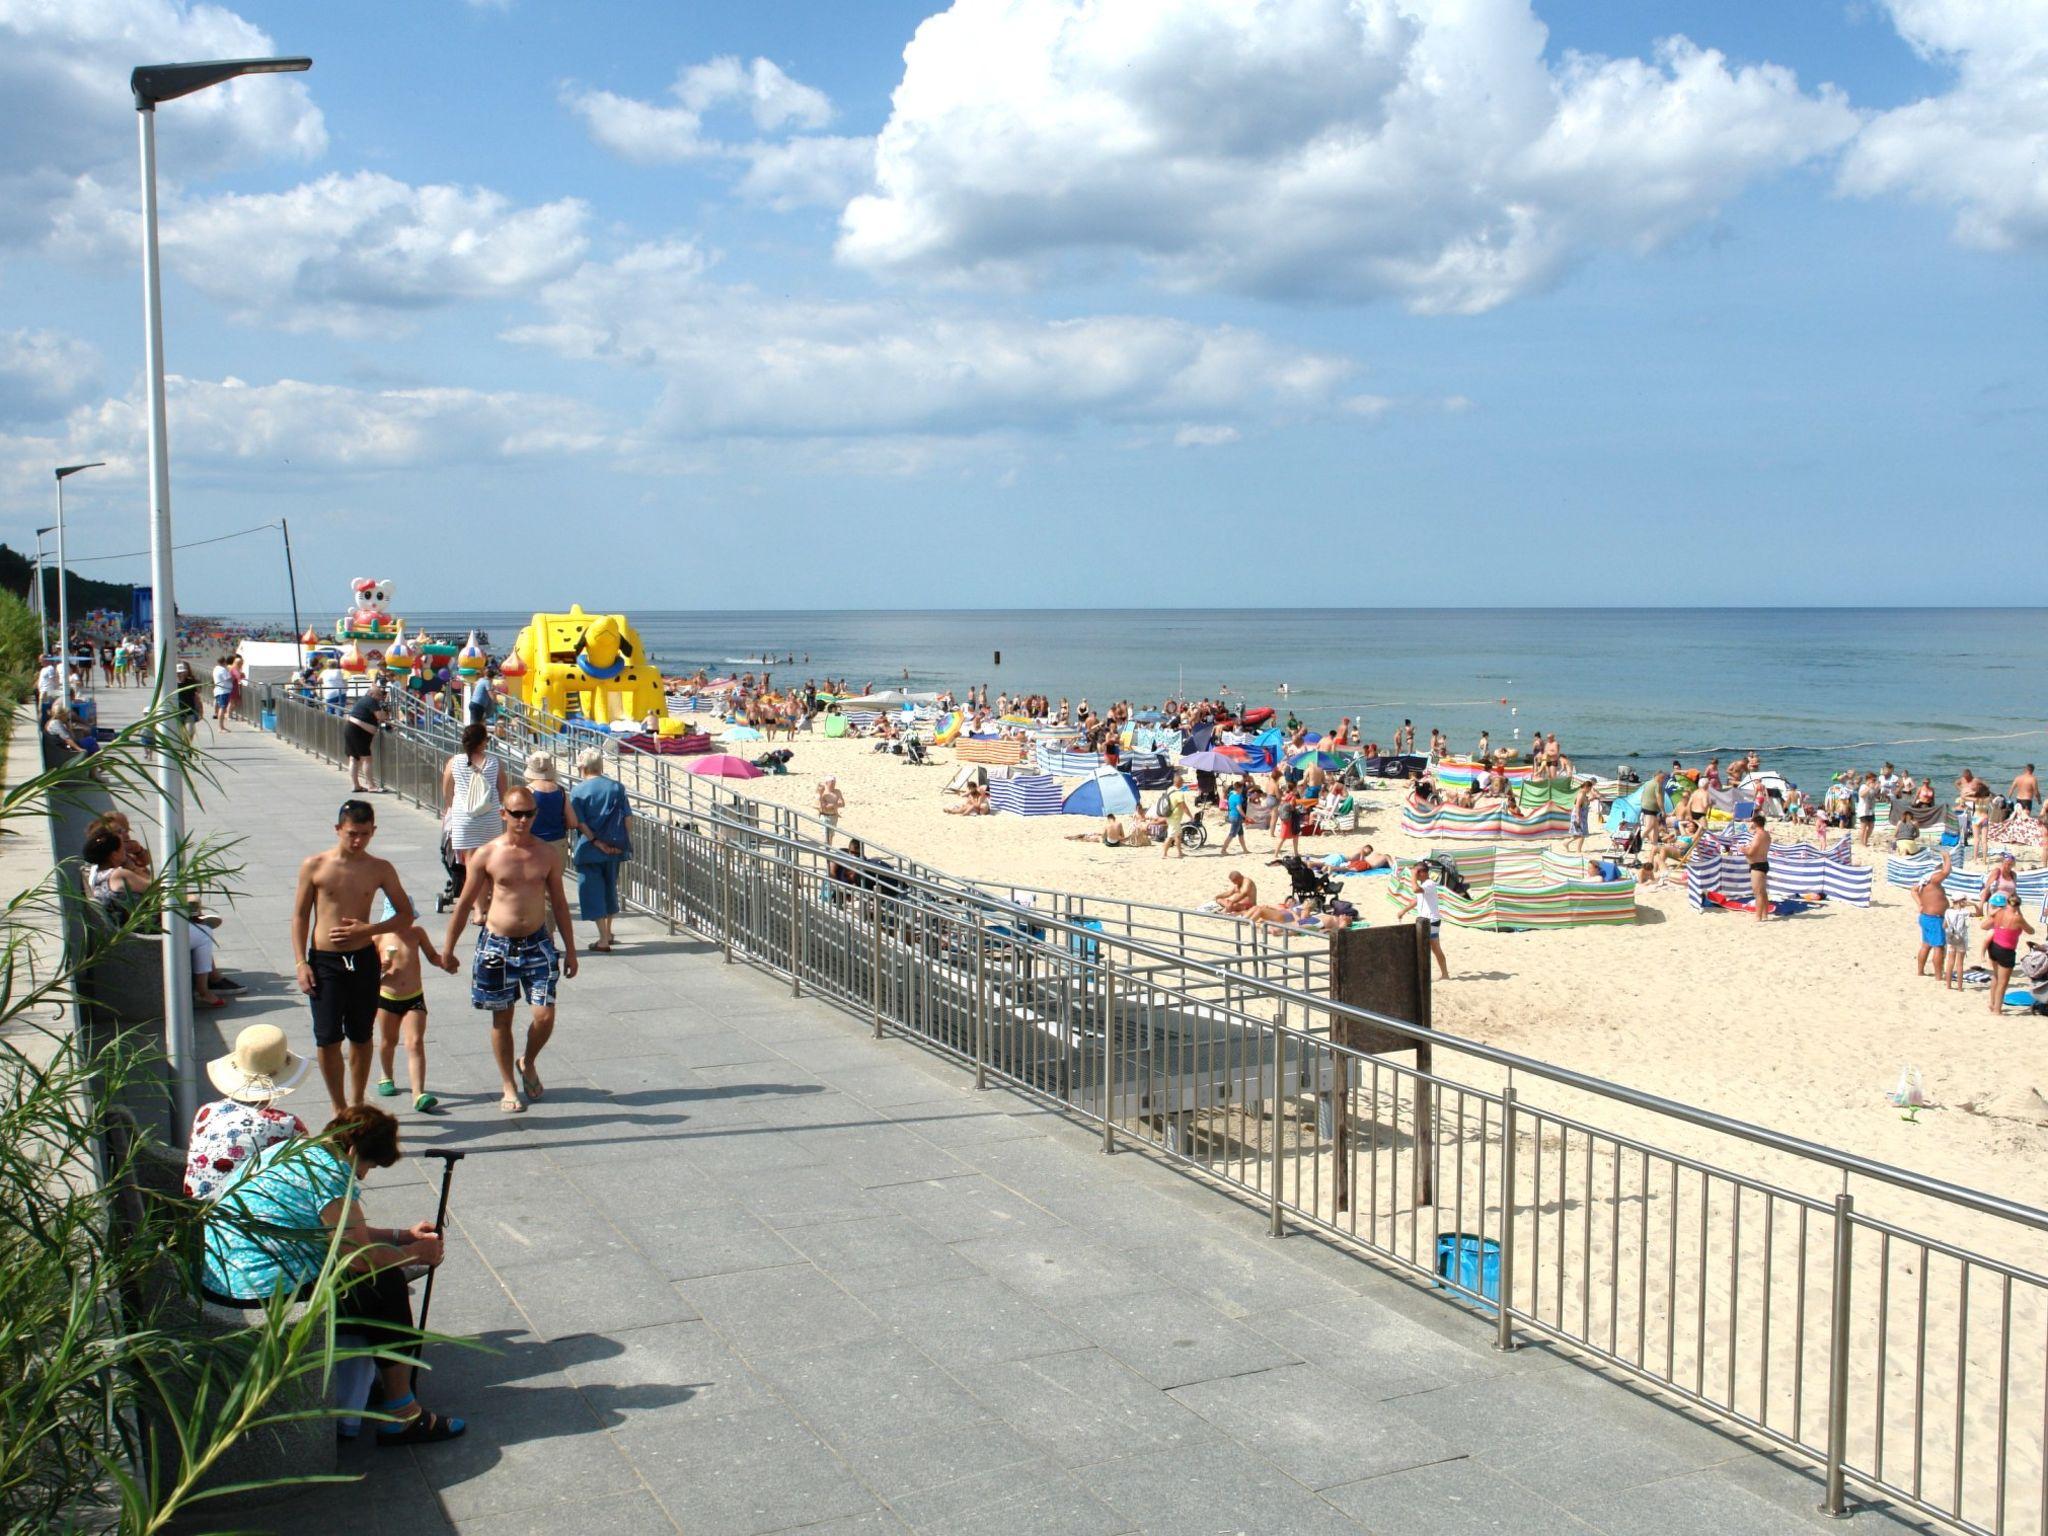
[470, 929, 558, 1012]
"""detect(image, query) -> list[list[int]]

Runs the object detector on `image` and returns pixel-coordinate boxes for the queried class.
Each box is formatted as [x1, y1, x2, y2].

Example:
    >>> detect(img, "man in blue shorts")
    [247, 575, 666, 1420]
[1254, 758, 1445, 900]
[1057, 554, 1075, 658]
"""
[441, 785, 578, 1113]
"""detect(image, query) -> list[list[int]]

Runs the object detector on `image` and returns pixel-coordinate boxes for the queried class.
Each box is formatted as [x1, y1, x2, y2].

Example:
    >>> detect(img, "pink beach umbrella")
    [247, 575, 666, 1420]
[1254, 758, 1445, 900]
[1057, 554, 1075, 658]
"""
[686, 754, 764, 779]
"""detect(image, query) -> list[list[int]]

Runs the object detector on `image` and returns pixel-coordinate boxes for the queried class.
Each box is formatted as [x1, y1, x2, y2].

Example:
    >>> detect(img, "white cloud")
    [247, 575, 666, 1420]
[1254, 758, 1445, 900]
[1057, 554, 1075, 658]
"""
[0, 328, 101, 418]
[0, 0, 325, 247]
[838, 0, 1856, 312]
[1838, 0, 2048, 251]
[506, 240, 1357, 441]
[563, 55, 834, 164]
[53, 171, 590, 334]
[738, 135, 877, 211]
[1173, 424, 1240, 448]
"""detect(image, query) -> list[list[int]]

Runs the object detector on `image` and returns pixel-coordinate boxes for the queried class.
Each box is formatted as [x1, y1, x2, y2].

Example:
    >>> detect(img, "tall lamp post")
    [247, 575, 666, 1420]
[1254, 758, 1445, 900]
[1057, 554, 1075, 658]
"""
[54, 463, 105, 709]
[133, 54, 311, 1137]
[30, 526, 55, 659]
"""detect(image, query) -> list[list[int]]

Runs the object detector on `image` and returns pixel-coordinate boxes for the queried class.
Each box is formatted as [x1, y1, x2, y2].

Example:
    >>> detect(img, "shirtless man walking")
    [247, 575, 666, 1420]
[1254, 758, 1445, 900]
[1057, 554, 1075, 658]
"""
[442, 785, 578, 1113]
[1912, 849, 1953, 978]
[292, 800, 424, 1115]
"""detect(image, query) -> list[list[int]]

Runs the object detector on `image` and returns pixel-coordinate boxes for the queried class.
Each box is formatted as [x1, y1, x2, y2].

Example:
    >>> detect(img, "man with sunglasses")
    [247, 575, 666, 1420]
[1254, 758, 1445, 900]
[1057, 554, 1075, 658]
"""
[442, 785, 578, 1112]
[293, 800, 430, 1115]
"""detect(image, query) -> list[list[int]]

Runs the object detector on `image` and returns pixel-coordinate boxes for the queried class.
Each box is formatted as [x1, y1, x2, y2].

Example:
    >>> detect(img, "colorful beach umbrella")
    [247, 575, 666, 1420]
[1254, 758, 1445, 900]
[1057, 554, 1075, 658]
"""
[723, 725, 763, 741]
[1179, 749, 1242, 773]
[685, 755, 763, 779]
[1289, 749, 1346, 771]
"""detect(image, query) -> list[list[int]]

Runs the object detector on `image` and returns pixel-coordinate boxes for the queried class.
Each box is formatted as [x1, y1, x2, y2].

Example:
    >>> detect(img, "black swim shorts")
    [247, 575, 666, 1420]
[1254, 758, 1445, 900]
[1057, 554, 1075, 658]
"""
[307, 948, 380, 1047]
[343, 722, 375, 760]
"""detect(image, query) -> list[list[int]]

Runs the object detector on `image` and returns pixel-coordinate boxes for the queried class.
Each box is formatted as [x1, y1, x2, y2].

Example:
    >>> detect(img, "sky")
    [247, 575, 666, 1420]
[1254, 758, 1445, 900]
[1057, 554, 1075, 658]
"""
[0, 0, 2041, 614]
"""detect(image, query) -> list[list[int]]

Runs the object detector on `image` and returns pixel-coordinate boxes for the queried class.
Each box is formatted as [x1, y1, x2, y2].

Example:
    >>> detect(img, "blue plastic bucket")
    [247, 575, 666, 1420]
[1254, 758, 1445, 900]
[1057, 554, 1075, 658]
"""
[259, 708, 277, 732]
[1434, 1232, 1500, 1314]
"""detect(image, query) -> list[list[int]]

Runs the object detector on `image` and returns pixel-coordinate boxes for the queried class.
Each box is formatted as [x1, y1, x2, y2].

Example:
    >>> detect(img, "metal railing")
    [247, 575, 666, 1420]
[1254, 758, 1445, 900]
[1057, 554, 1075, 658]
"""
[267, 691, 2048, 1535]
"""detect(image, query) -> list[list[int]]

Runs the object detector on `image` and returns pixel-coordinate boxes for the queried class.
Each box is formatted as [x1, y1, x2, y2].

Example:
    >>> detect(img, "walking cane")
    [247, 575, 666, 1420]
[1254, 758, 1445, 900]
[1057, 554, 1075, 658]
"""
[411, 1148, 466, 1389]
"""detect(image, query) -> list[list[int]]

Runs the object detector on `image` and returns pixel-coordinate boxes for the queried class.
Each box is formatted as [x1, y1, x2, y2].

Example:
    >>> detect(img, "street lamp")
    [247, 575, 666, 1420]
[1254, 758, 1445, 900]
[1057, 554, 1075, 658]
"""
[30, 525, 55, 659]
[133, 53, 311, 1138]
[54, 463, 105, 709]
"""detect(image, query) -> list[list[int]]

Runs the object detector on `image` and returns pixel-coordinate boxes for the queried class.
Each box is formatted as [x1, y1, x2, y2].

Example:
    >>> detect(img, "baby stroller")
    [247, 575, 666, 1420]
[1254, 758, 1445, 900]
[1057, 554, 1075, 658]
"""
[1271, 854, 1343, 912]
[904, 734, 931, 766]
[434, 830, 464, 913]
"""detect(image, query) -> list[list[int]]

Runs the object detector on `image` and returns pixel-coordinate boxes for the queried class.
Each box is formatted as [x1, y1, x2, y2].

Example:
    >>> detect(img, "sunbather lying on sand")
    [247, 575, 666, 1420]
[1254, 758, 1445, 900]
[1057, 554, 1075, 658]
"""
[1066, 813, 1128, 844]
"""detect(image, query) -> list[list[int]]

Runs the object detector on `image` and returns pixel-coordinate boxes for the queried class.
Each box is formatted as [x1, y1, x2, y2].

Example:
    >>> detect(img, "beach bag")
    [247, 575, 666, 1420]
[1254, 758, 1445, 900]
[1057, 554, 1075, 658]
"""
[455, 758, 494, 818]
[1888, 1066, 1927, 1110]
[2018, 944, 2048, 983]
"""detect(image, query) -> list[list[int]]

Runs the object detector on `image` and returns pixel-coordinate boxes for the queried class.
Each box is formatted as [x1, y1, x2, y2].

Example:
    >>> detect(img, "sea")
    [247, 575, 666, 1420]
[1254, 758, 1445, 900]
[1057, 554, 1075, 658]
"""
[247, 608, 2048, 788]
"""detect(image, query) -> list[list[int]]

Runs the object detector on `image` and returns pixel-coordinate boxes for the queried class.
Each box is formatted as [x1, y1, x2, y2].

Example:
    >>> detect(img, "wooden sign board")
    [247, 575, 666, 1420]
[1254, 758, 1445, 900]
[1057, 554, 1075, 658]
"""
[1326, 919, 1434, 1210]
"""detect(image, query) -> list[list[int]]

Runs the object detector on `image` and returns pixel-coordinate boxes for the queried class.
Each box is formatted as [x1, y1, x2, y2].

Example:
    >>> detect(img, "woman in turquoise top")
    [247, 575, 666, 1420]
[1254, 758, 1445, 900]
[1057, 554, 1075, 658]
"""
[203, 1104, 466, 1444]
[568, 746, 632, 952]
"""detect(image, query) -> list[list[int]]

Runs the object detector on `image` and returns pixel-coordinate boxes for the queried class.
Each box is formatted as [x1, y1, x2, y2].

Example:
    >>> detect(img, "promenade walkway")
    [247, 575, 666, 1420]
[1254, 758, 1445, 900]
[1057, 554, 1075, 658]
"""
[155, 714, 1920, 1535]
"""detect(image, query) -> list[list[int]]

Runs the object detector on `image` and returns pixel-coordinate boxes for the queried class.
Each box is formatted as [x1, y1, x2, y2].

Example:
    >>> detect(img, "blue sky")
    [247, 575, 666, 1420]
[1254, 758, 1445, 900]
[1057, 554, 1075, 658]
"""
[0, 0, 2040, 613]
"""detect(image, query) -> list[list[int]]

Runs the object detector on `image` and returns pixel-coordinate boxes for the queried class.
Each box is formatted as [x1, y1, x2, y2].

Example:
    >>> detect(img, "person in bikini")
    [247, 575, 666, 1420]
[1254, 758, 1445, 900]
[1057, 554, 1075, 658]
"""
[1984, 893, 2035, 1015]
[292, 801, 423, 1116]
[374, 898, 455, 1113]
[442, 785, 579, 1113]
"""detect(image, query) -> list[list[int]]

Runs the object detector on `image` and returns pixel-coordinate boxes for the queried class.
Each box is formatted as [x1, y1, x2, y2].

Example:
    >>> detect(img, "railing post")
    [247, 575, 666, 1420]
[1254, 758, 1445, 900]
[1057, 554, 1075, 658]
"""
[664, 819, 677, 934]
[1269, 1024, 1286, 1237]
[973, 920, 988, 1090]
[1495, 1081, 1519, 1351]
[871, 897, 884, 1039]
[1821, 1189, 1856, 1518]
[790, 866, 803, 997]
[1100, 956, 1116, 1153]
[719, 840, 732, 964]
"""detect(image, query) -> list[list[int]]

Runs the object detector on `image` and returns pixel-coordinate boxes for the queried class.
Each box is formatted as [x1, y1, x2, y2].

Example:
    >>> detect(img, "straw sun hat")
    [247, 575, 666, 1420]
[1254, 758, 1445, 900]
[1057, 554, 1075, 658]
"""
[206, 1024, 308, 1103]
[525, 750, 557, 779]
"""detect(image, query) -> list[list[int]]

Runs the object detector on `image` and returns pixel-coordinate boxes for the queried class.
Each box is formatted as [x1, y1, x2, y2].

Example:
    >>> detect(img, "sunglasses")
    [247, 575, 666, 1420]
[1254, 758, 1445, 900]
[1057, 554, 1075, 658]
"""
[504, 808, 537, 820]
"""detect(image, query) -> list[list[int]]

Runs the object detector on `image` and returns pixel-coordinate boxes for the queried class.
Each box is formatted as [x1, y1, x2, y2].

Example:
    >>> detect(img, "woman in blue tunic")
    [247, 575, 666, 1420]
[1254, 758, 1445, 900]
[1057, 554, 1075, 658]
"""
[568, 747, 632, 952]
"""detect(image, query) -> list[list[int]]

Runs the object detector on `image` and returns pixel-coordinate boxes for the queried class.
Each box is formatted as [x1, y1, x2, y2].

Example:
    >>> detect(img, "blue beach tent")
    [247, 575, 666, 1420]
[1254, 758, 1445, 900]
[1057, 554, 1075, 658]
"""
[1061, 767, 1142, 817]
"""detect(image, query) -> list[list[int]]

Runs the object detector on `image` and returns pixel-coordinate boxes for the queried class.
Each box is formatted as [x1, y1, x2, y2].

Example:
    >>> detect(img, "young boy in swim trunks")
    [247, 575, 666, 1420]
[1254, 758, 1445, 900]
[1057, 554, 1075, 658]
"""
[1944, 900, 1978, 992]
[373, 897, 456, 1112]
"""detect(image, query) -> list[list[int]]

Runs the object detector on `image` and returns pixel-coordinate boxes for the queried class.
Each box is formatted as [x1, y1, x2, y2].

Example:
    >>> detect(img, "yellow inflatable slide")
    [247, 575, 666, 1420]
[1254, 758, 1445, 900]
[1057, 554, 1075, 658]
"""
[504, 605, 663, 726]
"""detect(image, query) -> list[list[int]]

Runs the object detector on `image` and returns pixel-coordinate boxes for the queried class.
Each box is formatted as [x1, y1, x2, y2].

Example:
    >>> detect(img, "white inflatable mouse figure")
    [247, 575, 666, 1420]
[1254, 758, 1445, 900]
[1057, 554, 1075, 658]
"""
[349, 577, 394, 631]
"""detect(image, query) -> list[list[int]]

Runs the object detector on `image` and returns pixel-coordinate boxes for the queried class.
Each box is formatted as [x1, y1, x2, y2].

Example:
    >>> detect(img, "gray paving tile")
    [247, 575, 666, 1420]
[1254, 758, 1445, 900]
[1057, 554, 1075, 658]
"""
[950, 1349, 1220, 1469]
[610, 1203, 805, 1281]
[798, 1124, 978, 1188]
[1135, 1228, 1365, 1319]
[1242, 1303, 1491, 1403]
[861, 1273, 1086, 1366]
[872, 1174, 1065, 1243]
[952, 1228, 1169, 1308]
[747, 1334, 987, 1443]
[451, 1491, 678, 1535]
[721, 1161, 884, 1227]
[1062, 1286, 1303, 1390]
[1077, 1440, 1370, 1536]
[942, 1131, 1135, 1201]
[890, 1456, 1134, 1535]
[1169, 1363, 1461, 1490]
[834, 1418, 1041, 1500]
[1570, 1467, 1841, 1536]
[1322, 1457, 1593, 1535]
[619, 1404, 880, 1536]
[494, 1249, 697, 1341]
[411, 1374, 643, 1522]
[777, 1212, 980, 1291]
[877, 1098, 1055, 1148]
[552, 1319, 771, 1425]
[459, 1176, 635, 1269]
[679, 1263, 885, 1359]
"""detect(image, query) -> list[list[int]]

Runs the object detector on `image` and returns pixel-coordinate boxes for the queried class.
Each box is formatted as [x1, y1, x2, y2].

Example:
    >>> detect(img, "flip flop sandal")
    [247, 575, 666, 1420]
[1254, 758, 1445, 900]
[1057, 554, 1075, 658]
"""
[378, 1409, 466, 1446]
[414, 1092, 440, 1113]
[499, 1095, 525, 1113]
[375, 1079, 399, 1097]
[518, 1062, 544, 1100]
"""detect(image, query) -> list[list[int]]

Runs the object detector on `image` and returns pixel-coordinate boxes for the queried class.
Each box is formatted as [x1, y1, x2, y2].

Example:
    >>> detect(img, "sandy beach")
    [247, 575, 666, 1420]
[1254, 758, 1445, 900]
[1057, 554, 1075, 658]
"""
[659, 711, 2048, 1239]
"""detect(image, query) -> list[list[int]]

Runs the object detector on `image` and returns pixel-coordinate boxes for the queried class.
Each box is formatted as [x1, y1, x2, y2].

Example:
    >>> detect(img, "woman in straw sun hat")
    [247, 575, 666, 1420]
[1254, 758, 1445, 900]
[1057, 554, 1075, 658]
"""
[183, 1024, 311, 1202]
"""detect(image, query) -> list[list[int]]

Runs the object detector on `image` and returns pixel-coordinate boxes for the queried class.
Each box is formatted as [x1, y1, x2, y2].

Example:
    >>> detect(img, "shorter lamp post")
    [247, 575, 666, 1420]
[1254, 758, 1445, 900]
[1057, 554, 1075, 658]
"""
[30, 525, 55, 659]
[54, 463, 105, 708]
